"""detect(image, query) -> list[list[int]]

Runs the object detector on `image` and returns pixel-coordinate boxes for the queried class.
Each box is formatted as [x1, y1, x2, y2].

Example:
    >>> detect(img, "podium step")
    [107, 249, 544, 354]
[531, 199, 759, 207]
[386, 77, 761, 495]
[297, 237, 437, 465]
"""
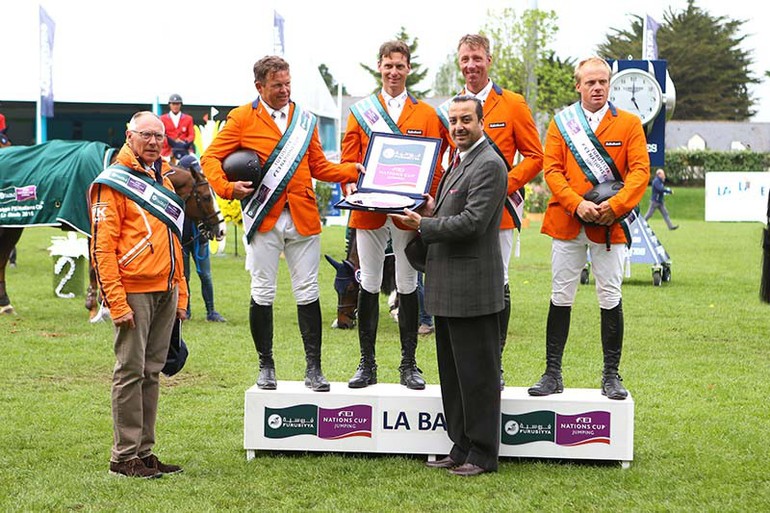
[244, 382, 633, 467]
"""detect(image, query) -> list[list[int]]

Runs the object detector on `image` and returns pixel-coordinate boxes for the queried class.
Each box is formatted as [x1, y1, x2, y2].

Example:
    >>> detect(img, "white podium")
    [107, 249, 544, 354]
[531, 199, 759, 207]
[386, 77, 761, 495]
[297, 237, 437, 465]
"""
[244, 382, 634, 468]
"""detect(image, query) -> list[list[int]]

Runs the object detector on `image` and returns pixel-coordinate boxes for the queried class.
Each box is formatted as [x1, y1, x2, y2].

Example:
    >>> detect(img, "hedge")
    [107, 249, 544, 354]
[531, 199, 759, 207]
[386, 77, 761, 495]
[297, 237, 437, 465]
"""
[661, 150, 770, 185]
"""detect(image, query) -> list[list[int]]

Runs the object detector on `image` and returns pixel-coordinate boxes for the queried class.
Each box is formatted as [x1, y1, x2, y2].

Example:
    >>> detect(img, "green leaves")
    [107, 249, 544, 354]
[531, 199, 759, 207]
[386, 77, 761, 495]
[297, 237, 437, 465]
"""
[597, 3, 759, 120]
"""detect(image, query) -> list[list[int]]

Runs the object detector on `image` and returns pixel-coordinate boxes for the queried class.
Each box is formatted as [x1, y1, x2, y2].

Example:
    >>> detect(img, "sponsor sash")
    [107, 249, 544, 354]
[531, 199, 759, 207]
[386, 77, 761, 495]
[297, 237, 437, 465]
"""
[437, 92, 525, 231]
[93, 164, 184, 238]
[350, 95, 401, 137]
[241, 103, 316, 242]
[554, 102, 634, 244]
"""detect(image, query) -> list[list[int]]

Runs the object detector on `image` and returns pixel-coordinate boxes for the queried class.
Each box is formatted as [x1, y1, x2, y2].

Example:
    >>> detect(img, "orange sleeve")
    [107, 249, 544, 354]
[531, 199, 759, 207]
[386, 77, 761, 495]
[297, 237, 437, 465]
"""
[175, 246, 188, 311]
[608, 116, 650, 216]
[308, 128, 359, 183]
[507, 97, 544, 193]
[200, 110, 243, 199]
[89, 184, 132, 319]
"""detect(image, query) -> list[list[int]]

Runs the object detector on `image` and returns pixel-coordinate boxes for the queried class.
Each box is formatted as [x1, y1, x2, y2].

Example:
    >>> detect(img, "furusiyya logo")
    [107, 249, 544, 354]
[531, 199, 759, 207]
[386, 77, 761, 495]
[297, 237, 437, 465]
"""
[264, 404, 317, 439]
[504, 420, 520, 436]
[267, 414, 283, 429]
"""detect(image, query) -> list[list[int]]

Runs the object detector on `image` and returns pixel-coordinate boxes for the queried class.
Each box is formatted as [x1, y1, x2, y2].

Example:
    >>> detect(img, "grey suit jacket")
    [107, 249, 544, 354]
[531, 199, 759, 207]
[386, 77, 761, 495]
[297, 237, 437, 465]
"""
[420, 139, 508, 318]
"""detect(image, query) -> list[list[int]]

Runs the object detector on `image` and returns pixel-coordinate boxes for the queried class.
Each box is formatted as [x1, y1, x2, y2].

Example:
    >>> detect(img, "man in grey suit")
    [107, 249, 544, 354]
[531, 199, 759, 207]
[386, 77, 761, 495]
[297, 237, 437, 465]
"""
[392, 95, 508, 476]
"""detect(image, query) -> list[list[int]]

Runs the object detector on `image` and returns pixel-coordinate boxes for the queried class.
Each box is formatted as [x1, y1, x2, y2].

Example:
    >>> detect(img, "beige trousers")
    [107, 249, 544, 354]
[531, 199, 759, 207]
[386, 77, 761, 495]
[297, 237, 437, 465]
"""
[111, 288, 178, 462]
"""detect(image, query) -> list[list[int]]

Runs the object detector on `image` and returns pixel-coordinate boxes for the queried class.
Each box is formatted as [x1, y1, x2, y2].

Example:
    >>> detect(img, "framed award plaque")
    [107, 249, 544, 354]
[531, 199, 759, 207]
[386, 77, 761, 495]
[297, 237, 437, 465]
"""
[335, 132, 442, 213]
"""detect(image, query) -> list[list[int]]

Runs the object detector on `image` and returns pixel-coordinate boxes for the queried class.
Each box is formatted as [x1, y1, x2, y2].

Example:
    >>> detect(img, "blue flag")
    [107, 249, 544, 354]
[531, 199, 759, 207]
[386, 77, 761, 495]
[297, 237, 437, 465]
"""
[39, 6, 56, 118]
[643, 15, 661, 60]
[273, 11, 285, 56]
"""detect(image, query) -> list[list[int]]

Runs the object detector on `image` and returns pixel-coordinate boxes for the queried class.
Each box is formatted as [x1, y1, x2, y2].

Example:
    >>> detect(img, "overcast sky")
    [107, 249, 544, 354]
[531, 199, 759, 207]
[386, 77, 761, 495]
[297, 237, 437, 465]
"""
[2, 0, 768, 121]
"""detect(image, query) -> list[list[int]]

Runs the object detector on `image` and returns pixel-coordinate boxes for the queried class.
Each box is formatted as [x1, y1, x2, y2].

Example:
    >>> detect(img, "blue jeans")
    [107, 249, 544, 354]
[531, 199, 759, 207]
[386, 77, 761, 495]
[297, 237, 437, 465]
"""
[183, 235, 215, 314]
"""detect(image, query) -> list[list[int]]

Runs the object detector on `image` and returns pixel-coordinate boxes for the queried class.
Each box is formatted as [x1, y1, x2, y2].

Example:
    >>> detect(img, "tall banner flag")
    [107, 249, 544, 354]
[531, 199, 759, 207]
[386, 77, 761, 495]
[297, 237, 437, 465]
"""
[273, 11, 285, 56]
[39, 6, 56, 118]
[642, 15, 660, 60]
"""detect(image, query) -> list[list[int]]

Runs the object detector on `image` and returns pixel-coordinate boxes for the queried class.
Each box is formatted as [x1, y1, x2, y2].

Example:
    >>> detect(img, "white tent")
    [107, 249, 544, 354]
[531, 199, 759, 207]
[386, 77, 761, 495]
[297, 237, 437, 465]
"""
[1, 1, 339, 120]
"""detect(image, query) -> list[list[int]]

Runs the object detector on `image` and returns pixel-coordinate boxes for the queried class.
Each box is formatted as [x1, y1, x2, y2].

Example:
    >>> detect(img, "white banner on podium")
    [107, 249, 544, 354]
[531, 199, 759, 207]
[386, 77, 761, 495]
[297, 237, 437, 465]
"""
[705, 171, 770, 222]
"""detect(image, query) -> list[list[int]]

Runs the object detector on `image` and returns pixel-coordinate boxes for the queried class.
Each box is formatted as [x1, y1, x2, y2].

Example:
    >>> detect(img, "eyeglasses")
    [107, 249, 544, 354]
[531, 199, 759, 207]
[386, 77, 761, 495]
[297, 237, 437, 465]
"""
[130, 130, 165, 142]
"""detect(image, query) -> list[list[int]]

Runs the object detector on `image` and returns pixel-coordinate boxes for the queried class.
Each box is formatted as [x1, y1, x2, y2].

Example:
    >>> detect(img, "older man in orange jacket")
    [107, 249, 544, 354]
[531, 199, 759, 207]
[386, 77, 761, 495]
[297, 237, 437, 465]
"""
[90, 111, 188, 478]
[201, 55, 361, 393]
[528, 57, 650, 400]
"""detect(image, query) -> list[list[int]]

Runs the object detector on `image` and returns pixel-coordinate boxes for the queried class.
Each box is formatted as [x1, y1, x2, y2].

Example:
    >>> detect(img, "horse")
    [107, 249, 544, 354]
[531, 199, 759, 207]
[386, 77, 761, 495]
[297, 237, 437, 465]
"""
[0, 141, 224, 315]
[324, 228, 397, 329]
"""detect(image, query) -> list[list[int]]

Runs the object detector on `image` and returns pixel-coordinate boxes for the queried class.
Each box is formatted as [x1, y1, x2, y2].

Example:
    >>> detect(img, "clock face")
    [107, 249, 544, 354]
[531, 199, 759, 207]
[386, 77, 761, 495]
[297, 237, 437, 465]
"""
[609, 69, 664, 125]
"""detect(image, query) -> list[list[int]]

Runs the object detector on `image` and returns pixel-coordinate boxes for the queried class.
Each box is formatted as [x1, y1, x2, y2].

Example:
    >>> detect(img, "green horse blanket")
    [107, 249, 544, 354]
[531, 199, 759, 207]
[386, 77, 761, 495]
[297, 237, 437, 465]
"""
[0, 140, 114, 235]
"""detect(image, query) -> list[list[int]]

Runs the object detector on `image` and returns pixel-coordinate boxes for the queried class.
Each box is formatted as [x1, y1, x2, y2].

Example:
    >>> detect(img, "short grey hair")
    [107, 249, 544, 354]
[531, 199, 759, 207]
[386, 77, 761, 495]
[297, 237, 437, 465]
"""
[127, 111, 162, 131]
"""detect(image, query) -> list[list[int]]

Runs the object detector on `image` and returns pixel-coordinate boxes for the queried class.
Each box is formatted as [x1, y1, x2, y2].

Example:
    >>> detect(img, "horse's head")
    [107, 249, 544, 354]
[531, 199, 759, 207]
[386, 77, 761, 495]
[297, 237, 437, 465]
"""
[324, 254, 359, 329]
[169, 156, 226, 241]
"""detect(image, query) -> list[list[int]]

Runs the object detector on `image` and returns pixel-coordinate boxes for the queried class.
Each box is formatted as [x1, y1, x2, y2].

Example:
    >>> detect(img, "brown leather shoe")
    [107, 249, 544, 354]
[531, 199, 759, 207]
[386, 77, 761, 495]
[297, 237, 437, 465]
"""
[109, 458, 162, 479]
[449, 463, 488, 477]
[425, 455, 459, 469]
[141, 454, 183, 475]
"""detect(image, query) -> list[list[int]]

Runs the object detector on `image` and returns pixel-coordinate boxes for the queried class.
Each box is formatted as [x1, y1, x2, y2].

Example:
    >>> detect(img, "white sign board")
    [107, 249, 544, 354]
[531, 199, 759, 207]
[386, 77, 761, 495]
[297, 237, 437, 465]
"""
[244, 382, 634, 466]
[705, 171, 770, 222]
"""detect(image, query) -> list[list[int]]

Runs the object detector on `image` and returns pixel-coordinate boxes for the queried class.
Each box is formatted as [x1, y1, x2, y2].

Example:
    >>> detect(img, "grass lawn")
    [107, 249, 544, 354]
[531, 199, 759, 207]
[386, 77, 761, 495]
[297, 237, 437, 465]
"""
[1, 187, 768, 511]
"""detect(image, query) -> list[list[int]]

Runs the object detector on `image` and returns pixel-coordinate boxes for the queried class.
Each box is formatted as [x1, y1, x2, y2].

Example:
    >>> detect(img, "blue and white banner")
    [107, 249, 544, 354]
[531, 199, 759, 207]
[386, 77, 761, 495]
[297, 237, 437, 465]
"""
[273, 11, 285, 56]
[39, 6, 56, 118]
[705, 171, 770, 222]
[642, 15, 660, 60]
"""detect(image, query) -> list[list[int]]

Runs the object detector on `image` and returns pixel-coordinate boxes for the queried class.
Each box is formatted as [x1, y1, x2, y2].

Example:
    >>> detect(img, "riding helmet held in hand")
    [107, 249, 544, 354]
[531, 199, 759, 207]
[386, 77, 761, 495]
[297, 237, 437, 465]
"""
[222, 149, 264, 186]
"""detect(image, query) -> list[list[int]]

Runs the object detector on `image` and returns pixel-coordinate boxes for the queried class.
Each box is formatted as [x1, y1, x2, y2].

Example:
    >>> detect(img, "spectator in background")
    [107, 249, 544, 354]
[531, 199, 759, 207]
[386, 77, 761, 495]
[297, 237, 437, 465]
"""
[417, 272, 434, 335]
[0, 111, 10, 147]
[1, 112, 13, 265]
[644, 169, 679, 230]
[161, 94, 195, 162]
[181, 211, 227, 323]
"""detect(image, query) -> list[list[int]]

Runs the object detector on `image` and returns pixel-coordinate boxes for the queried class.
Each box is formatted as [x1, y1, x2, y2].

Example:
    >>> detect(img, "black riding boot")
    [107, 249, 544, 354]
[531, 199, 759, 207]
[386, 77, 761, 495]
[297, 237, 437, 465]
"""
[250, 299, 276, 390]
[397, 291, 425, 390]
[498, 283, 511, 390]
[298, 300, 330, 392]
[601, 301, 628, 400]
[528, 302, 571, 396]
[348, 289, 379, 388]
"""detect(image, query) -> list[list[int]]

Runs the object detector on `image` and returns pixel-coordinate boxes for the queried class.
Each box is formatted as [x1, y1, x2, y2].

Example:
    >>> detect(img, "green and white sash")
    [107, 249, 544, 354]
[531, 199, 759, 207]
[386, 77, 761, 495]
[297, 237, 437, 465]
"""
[437, 94, 525, 231]
[436, 97, 452, 132]
[554, 102, 634, 244]
[350, 94, 401, 137]
[242, 103, 317, 242]
[93, 164, 184, 238]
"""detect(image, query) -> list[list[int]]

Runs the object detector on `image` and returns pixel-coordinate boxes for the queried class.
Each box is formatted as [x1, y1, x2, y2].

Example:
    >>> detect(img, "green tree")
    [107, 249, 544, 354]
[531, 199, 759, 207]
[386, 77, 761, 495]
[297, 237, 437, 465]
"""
[359, 27, 430, 98]
[481, 8, 575, 128]
[318, 63, 348, 97]
[597, 0, 759, 120]
[432, 53, 461, 96]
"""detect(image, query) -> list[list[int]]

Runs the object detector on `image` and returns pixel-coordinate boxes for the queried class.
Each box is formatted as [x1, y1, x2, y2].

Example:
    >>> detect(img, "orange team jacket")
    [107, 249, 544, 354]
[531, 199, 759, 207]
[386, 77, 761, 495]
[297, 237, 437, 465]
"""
[161, 112, 195, 157]
[447, 84, 544, 230]
[200, 100, 359, 236]
[541, 104, 650, 245]
[89, 143, 189, 320]
[341, 93, 449, 231]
